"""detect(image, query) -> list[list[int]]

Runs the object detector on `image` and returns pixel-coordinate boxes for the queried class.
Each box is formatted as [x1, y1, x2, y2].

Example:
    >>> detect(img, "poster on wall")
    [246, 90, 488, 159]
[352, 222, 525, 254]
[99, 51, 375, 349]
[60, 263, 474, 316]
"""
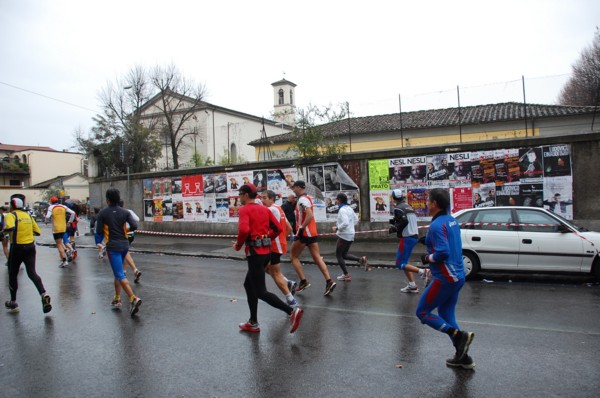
[426, 154, 450, 181]
[473, 182, 496, 208]
[370, 190, 391, 222]
[407, 187, 429, 220]
[183, 198, 205, 221]
[144, 199, 154, 221]
[143, 179, 153, 199]
[542, 144, 571, 177]
[228, 196, 242, 220]
[519, 147, 544, 180]
[448, 152, 472, 183]
[389, 156, 427, 185]
[215, 197, 229, 223]
[182, 175, 203, 197]
[543, 176, 573, 219]
[253, 170, 268, 192]
[496, 184, 520, 206]
[451, 186, 473, 213]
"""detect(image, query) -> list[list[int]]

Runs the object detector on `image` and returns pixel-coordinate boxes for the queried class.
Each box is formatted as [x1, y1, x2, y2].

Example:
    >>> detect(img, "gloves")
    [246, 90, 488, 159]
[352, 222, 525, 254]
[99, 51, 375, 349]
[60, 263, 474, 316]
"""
[421, 254, 431, 265]
[388, 226, 398, 234]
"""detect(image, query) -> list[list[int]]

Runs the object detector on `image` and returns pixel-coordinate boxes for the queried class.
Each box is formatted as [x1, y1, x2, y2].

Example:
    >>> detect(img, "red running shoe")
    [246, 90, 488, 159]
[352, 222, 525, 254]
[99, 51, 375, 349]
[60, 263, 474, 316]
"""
[239, 321, 260, 333]
[289, 307, 303, 333]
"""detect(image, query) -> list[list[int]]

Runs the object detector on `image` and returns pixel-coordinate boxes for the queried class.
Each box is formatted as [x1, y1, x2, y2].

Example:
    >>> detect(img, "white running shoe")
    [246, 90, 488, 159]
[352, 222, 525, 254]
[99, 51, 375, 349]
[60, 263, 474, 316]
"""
[400, 284, 419, 294]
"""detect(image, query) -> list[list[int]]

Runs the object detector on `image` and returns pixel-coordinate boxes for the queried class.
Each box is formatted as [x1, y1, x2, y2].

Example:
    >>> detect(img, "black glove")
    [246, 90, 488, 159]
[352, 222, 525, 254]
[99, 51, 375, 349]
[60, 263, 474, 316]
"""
[388, 226, 398, 234]
[421, 254, 430, 265]
[418, 236, 426, 245]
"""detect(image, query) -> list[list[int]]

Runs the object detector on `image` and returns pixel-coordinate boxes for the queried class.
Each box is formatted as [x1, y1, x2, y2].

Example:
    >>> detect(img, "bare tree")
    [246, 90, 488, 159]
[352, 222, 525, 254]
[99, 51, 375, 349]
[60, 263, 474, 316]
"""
[559, 28, 600, 106]
[76, 66, 162, 175]
[147, 64, 208, 169]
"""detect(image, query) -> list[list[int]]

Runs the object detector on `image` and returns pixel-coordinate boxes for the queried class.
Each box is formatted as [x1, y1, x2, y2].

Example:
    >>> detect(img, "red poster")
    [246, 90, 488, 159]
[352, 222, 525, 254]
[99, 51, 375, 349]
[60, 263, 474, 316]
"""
[452, 187, 473, 213]
[181, 175, 203, 197]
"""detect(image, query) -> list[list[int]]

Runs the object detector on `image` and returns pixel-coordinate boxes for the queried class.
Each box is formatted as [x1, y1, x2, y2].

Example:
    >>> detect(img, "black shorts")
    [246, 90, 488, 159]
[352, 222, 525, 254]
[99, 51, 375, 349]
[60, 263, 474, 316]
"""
[53, 232, 65, 241]
[296, 235, 319, 246]
[270, 252, 282, 265]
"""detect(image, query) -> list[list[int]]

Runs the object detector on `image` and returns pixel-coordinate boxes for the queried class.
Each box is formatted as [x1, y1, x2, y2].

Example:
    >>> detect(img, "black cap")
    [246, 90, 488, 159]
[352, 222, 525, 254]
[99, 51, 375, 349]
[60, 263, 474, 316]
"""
[291, 180, 306, 189]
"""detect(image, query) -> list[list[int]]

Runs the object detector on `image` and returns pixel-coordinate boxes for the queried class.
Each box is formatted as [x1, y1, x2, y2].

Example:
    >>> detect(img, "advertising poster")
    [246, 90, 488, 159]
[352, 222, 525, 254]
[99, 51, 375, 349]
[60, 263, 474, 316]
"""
[143, 179, 153, 199]
[324, 192, 339, 221]
[496, 184, 520, 207]
[369, 159, 390, 191]
[543, 144, 571, 177]
[313, 198, 326, 222]
[143, 199, 154, 221]
[171, 177, 182, 195]
[172, 194, 184, 221]
[182, 175, 203, 197]
[308, 166, 325, 193]
[227, 172, 242, 192]
[519, 147, 544, 180]
[389, 156, 427, 185]
[253, 170, 268, 192]
[505, 148, 520, 183]
[267, 169, 286, 193]
[215, 197, 229, 223]
[470, 151, 483, 186]
[203, 175, 216, 194]
[407, 187, 428, 219]
[370, 190, 390, 222]
[162, 197, 173, 222]
[473, 183, 496, 208]
[448, 152, 472, 182]
[183, 198, 205, 221]
[494, 149, 508, 184]
[426, 154, 450, 181]
[480, 151, 496, 184]
[153, 198, 164, 222]
[520, 183, 544, 207]
[451, 186, 473, 213]
[214, 173, 228, 194]
[228, 196, 242, 220]
[543, 176, 573, 219]
[203, 196, 217, 222]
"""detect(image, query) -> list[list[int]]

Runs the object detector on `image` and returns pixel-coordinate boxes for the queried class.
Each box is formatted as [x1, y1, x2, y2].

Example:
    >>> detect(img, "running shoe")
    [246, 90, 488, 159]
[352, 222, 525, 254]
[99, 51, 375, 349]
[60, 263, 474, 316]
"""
[111, 298, 122, 308]
[289, 307, 303, 333]
[336, 274, 352, 281]
[287, 280, 298, 296]
[71, 250, 78, 261]
[296, 280, 311, 293]
[286, 297, 298, 306]
[59, 260, 69, 268]
[420, 268, 432, 287]
[324, 280, 337, 296]
[359, 256, 370, 271]
[42, 294, 52, 313]
[5, 300, 20, 313]
[239, 320, 260, 333]
[400, 284, 420, 294]
[446, 354, 476, 370]
[134, 270, 142, 283]
[453, 331, 475, 360]
[130, 297, 142, 316]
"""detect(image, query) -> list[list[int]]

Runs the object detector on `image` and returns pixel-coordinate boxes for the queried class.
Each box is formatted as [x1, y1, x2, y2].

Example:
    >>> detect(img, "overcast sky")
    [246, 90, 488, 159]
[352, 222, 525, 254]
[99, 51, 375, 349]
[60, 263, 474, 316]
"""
[1, 0, 598, 152]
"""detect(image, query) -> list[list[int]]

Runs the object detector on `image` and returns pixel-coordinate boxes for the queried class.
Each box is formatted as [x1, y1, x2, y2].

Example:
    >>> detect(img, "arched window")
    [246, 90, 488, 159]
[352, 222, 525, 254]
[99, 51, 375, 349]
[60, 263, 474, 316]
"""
[22, 155, 27, 163]
[290, 89, 294, 105]
[230, 143, 238, 163]
[278, 89, 284, 105]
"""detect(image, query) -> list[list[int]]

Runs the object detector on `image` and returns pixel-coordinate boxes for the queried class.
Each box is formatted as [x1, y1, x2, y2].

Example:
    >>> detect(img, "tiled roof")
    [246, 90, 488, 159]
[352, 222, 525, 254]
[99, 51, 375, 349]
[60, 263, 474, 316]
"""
[0, 144, 57, 153]
[258, 102, 598, 144]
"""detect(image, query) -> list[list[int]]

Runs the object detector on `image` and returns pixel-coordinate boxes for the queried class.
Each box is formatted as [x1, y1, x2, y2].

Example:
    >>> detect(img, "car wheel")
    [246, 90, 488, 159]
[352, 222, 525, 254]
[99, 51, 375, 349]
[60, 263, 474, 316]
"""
[462, 251, 480, 281]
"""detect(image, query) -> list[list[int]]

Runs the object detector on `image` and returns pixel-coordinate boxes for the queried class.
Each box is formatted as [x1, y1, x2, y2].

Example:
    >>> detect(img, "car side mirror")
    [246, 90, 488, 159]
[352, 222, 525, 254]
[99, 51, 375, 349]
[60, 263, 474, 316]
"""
[557, 224, 571, 233]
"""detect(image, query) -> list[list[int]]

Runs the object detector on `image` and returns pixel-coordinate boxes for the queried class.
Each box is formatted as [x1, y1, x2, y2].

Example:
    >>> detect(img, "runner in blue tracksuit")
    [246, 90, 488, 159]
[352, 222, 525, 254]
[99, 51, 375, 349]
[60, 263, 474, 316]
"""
[416, 188, 475, 369]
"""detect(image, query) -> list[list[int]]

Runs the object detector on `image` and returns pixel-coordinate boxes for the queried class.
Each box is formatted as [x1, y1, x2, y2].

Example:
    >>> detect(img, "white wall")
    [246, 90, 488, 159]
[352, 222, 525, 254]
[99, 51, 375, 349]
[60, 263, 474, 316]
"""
[18, 150, 85, 186]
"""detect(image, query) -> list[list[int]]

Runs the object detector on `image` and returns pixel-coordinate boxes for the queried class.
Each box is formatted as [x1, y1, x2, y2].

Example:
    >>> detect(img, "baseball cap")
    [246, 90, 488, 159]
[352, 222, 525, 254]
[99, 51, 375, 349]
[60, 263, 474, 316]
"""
[50, 196, 59, 203]
[391, 189, 404, 200]
[238, 183, 257, 195]
[11, 197, 24, 209]
[291, 180, 306, 189]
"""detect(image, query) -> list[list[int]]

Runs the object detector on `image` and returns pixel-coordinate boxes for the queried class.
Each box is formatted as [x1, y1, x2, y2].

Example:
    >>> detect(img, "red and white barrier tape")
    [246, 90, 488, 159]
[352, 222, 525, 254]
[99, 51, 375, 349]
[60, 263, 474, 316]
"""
[137, 222, 565, 239]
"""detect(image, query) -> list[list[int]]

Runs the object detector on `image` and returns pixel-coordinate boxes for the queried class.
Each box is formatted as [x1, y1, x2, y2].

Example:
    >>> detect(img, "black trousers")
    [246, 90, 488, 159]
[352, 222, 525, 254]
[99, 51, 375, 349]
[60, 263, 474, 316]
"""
[243, 253, 291, 323]
[335, 238, 360, 275]
[8, 243, 46, 302]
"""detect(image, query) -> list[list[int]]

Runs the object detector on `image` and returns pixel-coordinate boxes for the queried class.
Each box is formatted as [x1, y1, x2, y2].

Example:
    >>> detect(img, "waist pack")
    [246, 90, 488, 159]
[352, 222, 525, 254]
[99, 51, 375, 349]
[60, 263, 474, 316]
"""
[247, 236, 271, 248]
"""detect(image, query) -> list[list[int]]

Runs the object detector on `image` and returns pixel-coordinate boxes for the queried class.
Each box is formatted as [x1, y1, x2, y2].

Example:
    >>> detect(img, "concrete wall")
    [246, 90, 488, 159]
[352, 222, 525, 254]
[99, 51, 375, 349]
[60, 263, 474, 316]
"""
[89, 132, 600, 236]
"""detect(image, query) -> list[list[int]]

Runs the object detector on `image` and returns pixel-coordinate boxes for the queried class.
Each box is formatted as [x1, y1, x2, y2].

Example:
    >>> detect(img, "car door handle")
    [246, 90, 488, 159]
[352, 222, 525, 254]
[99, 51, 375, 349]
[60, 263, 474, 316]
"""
[522, 239, 532, 244]
[471, 237, 481, 241]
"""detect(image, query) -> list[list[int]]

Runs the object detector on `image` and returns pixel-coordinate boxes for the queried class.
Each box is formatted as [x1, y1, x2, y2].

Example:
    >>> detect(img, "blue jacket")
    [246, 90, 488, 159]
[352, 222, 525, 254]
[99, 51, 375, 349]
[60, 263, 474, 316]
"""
[425, 212, 465, 283]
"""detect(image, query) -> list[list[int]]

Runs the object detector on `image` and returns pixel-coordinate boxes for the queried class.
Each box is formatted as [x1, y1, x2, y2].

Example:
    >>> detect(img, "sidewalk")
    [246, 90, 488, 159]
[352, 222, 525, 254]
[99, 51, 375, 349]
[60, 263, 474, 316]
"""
[36, 222, 427, 268]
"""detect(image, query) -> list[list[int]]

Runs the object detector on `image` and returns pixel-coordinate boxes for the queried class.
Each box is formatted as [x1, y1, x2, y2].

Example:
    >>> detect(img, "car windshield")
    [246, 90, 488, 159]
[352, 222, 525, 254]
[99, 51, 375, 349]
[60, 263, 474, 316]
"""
[549, 212, 589, 232]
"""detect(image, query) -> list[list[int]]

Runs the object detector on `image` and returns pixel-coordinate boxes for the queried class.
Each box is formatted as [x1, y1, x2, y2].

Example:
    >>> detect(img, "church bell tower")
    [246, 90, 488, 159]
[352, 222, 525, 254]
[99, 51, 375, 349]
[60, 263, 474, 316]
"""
[272, 78, 297, 125]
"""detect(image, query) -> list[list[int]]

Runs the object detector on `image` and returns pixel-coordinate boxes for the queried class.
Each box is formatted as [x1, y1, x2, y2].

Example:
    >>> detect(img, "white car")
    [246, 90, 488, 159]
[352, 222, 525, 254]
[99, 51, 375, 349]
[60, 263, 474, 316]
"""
[453, 206, 600, 280]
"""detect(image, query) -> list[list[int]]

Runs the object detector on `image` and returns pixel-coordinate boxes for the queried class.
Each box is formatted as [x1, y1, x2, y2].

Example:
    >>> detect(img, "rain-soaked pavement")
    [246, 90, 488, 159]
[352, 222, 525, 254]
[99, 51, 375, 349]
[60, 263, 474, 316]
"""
[1, 230, 600, 397]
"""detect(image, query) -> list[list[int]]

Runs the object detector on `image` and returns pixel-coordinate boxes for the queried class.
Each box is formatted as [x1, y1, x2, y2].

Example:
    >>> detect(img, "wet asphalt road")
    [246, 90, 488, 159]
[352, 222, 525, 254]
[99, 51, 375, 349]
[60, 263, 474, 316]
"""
[1, 245, 600, 398]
